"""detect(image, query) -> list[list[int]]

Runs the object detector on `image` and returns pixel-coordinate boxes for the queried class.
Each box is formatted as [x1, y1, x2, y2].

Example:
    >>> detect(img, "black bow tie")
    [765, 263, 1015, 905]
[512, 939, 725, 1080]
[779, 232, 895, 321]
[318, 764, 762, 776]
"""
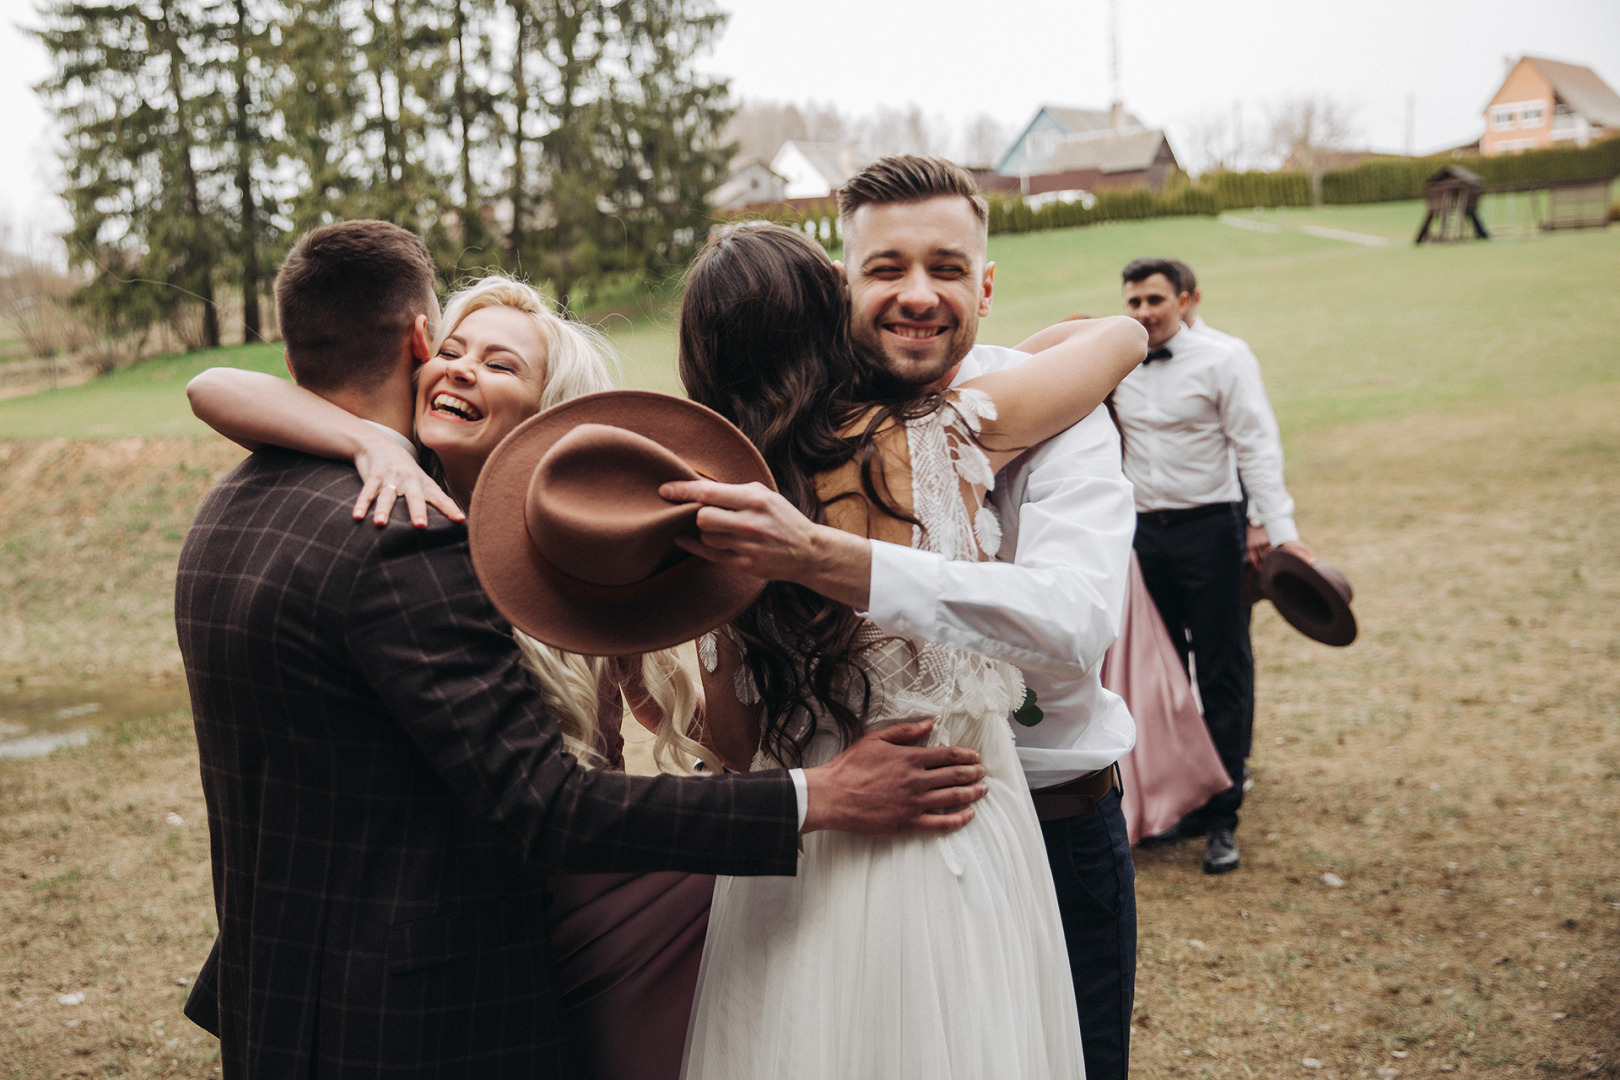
[1143, 346, 1172, 364]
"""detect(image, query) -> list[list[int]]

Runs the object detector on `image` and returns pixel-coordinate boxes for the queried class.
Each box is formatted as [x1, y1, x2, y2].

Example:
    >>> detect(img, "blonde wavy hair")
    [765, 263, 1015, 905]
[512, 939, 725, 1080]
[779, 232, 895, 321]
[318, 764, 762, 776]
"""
[513, 635, 721, 776]
[439, 274, 718, 776]
[437, 274, 619, 407]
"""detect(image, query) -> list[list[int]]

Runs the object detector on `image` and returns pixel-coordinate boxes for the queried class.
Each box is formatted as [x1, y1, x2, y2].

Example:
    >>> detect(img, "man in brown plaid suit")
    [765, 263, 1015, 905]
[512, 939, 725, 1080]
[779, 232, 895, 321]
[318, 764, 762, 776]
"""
[175, 220, 988, 1079]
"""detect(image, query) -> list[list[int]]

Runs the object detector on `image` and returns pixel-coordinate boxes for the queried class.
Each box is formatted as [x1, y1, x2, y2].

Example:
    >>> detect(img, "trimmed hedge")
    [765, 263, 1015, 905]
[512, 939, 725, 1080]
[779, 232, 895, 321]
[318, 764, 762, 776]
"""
[1320, 159, 1434, 204]
[1201, 169, 1313, 209]
[988, 185, 1222, 234]
[1321, 139, 1620, 204]
[719, 138, 1620, 239]
[715, 199, 842, 248]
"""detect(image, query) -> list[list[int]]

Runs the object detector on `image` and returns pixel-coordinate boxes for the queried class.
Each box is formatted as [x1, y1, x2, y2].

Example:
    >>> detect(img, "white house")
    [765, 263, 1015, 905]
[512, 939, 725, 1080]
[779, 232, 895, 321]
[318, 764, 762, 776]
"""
[769, 142, 870, 200]
[710, 159, 788, 211]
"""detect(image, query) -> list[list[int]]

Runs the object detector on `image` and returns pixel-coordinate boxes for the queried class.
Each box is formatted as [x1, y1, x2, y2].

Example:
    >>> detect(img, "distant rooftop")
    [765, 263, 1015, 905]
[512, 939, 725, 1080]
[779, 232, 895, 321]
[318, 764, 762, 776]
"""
[1516, 56, 1620, 128]
[1047, 128, 1169, 174]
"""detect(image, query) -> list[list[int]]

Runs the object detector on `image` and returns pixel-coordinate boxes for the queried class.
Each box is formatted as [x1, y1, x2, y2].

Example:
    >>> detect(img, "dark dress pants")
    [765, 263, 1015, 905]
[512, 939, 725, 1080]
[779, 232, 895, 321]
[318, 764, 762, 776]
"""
[1040, 787, 1136, 1080]
[1132, 502, 1254, 832]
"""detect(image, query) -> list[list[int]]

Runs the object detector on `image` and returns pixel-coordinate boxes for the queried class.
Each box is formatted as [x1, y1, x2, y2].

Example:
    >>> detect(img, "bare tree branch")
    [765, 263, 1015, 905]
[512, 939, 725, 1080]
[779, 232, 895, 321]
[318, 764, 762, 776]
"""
[1266, 95, 1358, 203]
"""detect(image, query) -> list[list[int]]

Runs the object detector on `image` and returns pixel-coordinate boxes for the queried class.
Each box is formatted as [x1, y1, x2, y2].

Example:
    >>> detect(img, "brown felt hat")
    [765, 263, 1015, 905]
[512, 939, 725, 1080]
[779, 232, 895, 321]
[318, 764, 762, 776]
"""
[1259, 547, 1358, 647]
[468, 390, 775, 656]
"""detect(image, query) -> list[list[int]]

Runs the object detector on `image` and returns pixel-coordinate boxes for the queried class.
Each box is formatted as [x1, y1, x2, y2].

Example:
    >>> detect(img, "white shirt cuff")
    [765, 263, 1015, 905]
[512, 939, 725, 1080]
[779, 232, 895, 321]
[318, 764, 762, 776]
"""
[789, 768, 809, 830]
[863, 540, 941, 636]
[1264, 517, 1300, 547]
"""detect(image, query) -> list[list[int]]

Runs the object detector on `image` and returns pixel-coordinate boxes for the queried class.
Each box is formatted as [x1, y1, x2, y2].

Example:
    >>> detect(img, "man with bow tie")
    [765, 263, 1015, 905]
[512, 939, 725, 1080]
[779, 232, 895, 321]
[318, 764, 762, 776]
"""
[1112, 257, 1314, 874]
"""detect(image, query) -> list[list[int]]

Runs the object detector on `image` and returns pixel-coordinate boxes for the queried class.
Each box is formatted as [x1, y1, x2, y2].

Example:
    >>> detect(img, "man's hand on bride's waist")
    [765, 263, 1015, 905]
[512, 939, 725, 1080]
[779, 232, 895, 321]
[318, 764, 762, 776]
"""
[799, 720, 987, 837]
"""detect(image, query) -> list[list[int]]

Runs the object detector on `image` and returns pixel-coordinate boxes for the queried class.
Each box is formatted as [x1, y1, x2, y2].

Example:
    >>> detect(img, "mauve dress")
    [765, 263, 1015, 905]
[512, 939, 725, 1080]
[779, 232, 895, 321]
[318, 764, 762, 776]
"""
[1104, 553, 1233, 844]
[545, 666, 715, 1080]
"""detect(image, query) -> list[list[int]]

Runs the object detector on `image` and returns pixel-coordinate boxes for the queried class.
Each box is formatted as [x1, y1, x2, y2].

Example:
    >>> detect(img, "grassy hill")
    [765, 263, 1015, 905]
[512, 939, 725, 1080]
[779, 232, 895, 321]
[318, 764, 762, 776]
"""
[3, 200, 1616, 442]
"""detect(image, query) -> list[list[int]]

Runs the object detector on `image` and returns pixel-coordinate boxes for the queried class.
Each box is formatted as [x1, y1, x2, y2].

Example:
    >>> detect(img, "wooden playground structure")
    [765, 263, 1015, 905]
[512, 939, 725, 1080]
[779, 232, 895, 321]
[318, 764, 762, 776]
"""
[1415, 163, 1615, 243]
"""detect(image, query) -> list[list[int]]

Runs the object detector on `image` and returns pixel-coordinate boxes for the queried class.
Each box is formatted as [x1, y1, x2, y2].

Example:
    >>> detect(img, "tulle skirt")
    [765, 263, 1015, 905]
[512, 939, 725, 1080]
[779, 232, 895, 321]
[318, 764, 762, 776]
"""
[680, 710, 1082, 1080]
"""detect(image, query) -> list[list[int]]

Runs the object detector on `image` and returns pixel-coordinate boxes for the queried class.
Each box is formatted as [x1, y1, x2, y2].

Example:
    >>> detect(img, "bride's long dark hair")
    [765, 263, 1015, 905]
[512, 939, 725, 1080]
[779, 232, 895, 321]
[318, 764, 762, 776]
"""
[678, 222, 932, 766]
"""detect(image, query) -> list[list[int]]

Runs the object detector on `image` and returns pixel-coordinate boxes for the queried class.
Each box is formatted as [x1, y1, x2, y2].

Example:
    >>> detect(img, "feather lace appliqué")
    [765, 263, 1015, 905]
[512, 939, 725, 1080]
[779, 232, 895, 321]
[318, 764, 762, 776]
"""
[905, 388, 1003, 561]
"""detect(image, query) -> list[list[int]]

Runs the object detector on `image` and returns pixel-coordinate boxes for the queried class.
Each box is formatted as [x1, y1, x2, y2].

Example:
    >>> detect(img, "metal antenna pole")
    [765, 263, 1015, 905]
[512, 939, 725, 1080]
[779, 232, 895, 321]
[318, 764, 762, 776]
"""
[1109, 0, 1121, 107]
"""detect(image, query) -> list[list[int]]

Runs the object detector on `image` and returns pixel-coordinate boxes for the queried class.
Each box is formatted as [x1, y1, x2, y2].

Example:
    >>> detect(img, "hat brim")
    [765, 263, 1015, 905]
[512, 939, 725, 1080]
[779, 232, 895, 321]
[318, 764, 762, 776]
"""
[1259, 548, 1357, 647]
[469, 390, 775, 656]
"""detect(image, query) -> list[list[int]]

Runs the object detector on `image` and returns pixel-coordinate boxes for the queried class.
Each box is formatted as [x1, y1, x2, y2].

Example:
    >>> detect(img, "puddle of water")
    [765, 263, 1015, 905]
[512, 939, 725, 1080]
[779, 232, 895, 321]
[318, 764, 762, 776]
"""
[0, 678, 192, 760]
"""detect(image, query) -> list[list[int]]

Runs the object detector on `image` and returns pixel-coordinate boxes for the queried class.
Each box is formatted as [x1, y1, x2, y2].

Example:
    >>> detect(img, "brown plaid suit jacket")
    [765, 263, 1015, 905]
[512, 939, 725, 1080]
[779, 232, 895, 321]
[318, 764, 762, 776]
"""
[175, 449, 798, 1079]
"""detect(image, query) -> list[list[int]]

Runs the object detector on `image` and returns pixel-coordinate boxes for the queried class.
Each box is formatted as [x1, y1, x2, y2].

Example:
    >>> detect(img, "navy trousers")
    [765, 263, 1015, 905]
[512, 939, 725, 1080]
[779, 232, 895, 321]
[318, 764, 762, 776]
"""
[1132, 502, 1254, 832]
[1040, 787, 1136, 1080]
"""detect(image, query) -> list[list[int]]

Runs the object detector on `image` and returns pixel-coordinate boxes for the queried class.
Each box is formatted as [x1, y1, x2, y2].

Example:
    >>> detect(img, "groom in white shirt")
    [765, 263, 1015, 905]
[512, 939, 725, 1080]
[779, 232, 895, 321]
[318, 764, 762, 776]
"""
[666, 156, 1140, 1080]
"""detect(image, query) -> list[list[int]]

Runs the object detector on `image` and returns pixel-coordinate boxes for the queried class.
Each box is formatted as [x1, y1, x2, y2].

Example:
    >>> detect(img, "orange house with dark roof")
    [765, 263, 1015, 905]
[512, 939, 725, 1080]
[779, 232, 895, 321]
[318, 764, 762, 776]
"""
[1482, 56, 1620, 155]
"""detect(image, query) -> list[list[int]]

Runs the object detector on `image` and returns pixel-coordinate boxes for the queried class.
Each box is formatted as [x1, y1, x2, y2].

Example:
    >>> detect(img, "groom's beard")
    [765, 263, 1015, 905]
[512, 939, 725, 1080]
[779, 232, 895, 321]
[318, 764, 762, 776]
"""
[851, 331, 975, 399]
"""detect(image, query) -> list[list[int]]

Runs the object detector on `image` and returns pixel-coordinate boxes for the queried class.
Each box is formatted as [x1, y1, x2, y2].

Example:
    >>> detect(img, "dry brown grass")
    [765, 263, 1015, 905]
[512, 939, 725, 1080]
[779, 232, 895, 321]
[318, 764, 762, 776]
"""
[0, 437, 246, 683]
[1129, 386, 1620, 1078]
[0, 709, 219, 1079]
[2, 384, 1617, 1077]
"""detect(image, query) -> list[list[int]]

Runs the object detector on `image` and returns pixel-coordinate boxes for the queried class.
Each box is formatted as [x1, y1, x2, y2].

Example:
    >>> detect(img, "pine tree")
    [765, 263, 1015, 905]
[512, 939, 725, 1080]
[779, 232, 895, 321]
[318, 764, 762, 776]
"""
[36, 0, 226, 350]
[221, 0, 274, 341]
[604, 0, 732, 281]
[274, 0, 368, 231]
[427, 0, 502, 280]
[514, 0, 611, 309]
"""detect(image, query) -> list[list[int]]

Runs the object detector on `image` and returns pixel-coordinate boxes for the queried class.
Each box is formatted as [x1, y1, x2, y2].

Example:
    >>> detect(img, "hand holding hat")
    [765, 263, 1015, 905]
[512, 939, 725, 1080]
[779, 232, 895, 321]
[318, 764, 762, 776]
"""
[1249, 544, 1358, 647]
[469, 390, 778, 656]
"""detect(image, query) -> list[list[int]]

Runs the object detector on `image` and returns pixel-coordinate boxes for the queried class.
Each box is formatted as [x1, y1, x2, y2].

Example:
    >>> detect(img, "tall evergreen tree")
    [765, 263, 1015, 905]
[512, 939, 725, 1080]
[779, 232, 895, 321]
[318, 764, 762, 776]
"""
[34, 0, 741, 352]
[37, 0, 226, 349]
[426, 0, 502, 280]
[274, 0, 368, 231]
[221, 0, 274, 340]
[526, 0, 611, 310]
[606, 0, 731, 280]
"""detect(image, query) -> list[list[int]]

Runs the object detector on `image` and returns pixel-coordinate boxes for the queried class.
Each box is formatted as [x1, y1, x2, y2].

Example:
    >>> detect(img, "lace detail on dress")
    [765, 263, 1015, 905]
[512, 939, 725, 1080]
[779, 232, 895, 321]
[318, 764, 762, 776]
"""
[906, 388, 1003, 561]
[735, 389, 1024, 769]
[831, 389, 1024, 748]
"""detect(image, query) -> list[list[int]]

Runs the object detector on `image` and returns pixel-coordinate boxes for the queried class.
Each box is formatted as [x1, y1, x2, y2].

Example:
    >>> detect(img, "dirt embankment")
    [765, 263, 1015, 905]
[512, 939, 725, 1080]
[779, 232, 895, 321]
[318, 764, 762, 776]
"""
[0, 436, 247, 686]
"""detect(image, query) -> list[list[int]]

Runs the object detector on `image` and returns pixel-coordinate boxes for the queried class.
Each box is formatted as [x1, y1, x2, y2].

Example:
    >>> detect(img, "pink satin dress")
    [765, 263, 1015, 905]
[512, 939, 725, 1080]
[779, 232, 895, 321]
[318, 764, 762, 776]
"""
[1103, 554, 1233, 844]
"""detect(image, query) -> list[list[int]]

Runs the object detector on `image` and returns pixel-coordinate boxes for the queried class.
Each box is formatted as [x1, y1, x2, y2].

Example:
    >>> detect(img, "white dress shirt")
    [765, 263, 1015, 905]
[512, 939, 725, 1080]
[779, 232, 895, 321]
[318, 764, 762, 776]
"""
[1110, 323, 1298, 546]
[863, 344, 1138, 789]
[1188, 317, 1288, 537]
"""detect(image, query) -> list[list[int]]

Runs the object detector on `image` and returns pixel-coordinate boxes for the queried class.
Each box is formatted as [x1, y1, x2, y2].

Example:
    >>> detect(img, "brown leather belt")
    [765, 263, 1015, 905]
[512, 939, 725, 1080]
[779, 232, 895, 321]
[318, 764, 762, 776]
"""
[1031, 766, 1118, 822]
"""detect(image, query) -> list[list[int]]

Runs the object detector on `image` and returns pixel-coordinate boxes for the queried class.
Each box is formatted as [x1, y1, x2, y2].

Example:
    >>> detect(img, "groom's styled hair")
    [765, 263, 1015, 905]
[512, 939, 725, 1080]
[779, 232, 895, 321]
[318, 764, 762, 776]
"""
[275, 220, 438, 392]
[836, 155, 988, 237]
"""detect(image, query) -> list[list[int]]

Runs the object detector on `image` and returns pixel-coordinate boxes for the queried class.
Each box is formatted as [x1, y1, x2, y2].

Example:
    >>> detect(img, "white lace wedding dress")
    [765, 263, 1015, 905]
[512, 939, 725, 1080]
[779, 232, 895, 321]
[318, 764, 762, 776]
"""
[680, 391, 1083, 1080]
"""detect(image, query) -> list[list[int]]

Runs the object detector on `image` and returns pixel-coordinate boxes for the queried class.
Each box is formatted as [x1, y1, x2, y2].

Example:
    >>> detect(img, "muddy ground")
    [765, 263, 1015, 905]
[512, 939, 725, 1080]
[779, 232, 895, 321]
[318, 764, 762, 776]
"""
[2, 384, 1617, 1077]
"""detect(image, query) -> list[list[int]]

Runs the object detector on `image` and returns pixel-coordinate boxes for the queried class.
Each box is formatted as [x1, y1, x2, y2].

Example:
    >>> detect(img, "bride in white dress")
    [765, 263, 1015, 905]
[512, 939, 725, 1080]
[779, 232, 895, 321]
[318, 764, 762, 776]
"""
[671, 223, 1145, 1079]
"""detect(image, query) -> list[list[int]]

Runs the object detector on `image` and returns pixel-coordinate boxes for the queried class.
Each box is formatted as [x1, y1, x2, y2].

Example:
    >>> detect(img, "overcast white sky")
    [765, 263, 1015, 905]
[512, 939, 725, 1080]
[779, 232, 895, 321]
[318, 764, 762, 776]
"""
[5, 0, 1619, 248]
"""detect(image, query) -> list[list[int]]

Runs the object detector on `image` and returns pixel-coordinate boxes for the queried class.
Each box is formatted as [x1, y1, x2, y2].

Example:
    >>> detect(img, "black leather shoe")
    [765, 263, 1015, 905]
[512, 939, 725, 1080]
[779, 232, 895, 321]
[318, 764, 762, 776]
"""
[1203, 829, 1240, 874]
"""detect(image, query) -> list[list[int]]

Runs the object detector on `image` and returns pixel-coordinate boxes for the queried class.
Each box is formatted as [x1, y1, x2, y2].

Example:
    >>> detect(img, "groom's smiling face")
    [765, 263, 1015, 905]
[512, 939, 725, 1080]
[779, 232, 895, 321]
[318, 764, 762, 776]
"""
[842, 195, 994, 394]
[415, 305, 550, 470]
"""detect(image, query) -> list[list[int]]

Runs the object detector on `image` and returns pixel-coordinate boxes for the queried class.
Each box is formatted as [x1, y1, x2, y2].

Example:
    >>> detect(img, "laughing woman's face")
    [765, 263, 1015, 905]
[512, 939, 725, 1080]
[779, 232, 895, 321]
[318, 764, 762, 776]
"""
[415, 305, 550, 473]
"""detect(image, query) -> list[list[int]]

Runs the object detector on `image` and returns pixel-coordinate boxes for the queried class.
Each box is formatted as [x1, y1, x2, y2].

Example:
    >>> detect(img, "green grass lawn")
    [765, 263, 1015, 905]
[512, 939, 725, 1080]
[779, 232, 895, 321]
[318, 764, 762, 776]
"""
[3, 199, 1617, 441]
[0, 341, 286, 439]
